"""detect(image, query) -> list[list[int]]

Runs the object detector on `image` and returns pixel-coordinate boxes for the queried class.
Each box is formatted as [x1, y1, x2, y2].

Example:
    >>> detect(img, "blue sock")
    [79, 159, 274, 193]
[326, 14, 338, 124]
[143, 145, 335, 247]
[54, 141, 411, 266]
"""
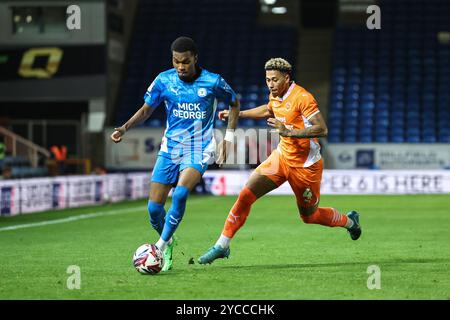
[161, 186, 190, 241]
[148, 200, 166, 235]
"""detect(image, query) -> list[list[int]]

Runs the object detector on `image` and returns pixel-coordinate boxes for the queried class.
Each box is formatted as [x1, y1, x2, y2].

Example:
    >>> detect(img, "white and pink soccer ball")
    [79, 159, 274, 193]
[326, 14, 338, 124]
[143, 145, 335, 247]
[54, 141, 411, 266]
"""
[133, 244, 164, 275]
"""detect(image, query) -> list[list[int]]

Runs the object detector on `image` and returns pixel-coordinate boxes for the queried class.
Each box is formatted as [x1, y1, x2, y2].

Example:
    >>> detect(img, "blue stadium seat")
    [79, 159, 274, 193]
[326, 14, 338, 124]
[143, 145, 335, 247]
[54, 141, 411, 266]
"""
[330, 101, 344, 111]
[360, 118, 374, 127]
[360, 134, 373, 143]
[215, 119, 226, 128]
[423, 135, 437, 143]
[391, 127, 405, 136]
[344, 126, 357, 135]
[328, 118, 342, 128]
[148, 119, 162, 127]
[438, 134, 449, 143]
[376, 101, 390, 110]
[240, 119, 255, 127]
[345, 102, 359, 111]
[255, 120, 267, 127]
[391, 135, 405, 143]
[344, 135, 357, 143]
[116, 0, 296, 128]
[345, 118, 358, 128]
[375, 135, 389, 143]
[359, 126, 373, 135]
[407, 135, 421, 143]
[330, 2, 449, 143]
[328, 135, 341, 143]
[376, 118, 389, 128]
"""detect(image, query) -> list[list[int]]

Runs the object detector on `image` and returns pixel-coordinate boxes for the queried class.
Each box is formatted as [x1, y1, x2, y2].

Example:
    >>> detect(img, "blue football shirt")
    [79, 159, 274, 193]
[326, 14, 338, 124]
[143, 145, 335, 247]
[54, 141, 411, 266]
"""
[144, 68, 237, 164]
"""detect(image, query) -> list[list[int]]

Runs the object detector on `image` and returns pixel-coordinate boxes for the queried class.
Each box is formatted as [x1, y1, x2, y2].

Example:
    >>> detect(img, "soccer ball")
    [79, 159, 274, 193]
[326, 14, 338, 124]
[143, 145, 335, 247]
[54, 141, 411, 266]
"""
[133, 244, 164, 275]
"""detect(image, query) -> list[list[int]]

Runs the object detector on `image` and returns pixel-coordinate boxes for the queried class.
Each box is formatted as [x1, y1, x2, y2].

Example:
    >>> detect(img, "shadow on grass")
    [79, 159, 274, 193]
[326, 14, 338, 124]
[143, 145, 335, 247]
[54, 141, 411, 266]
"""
[203, 257, 450, 271]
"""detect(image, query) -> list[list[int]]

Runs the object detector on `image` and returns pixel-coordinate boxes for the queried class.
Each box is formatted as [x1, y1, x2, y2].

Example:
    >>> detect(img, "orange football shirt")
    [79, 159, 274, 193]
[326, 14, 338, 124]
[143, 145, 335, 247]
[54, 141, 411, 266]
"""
[267, 82, 322, 168]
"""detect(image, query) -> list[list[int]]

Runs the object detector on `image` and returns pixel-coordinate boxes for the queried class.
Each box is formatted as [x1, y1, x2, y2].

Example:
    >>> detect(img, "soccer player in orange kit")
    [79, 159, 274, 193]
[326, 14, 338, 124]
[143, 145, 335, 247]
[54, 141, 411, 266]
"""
[198, 58, 361, 264]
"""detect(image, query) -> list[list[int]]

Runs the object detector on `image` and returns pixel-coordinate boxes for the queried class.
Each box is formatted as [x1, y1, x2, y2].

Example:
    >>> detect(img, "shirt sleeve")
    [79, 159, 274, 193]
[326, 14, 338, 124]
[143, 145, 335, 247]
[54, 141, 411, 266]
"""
[143, 75, 164, 108]
[267, 101, 273, 112]
[213, 76, 237, 106]
[297, 92, 320, 120]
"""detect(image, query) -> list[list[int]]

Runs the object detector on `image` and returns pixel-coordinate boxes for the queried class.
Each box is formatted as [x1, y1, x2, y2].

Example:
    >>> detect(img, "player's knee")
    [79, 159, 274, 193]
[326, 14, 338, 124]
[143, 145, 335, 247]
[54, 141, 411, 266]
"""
[238, 187, 257, 205]
[148, 201, 164, 222]
[172, 185, 190, 211]
[166, 186, 190, 225]
[299, 206, 317, 223]
[173, 185, 189, 201]
[300, 214, 314, 224]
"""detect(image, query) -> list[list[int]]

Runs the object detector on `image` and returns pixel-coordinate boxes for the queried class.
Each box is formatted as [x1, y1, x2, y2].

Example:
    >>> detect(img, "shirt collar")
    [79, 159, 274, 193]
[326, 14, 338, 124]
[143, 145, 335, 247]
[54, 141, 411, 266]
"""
[271, 81, 295, 101]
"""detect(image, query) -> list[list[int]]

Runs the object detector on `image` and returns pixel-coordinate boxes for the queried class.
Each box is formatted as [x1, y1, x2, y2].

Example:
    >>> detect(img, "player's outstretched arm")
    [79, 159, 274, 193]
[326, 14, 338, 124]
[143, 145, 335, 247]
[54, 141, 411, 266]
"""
[226, 98, 240, 130]
[267, 112, 328, 138]
[218, 104, 272, 121]
[110, 103, 155, 143]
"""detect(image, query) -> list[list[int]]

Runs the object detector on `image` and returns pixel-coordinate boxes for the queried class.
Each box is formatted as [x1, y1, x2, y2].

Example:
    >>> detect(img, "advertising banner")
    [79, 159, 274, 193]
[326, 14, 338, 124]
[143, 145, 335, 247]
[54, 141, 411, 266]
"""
[327, 144, 450, 170]
[104, 128, 163, 169]
[199, 170, 450, 195]
[126, 172, 151, 199]
[0, 181, 20, 216]
[0, 45, 106, 81]
[105, 174, 127, 203]
[67, 176, 102, 207]
[52, 177, 68, 209]
[1, 170, 449, 216]
[19, 178, 53, 214]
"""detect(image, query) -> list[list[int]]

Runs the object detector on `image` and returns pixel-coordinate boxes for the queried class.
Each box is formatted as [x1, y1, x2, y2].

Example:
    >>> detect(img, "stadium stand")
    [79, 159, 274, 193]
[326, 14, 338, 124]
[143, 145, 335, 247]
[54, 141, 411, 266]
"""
[1, 156, 48, 179]
[328, 0, 450, 143]
[0, 127, 51, 179]
[116, 0, 298, 128]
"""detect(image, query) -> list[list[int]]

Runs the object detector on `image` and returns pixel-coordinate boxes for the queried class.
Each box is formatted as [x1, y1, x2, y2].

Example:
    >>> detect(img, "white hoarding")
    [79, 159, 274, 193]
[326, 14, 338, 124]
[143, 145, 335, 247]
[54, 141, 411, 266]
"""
[202, 170, 450, 195]
[104, 127, 163, 169]
[105, 174, 127, 203]
[19, 178, 53, 214]
[0, 180, 20, 216]
[66, 176, 105, 207]
[1, 170, 449, 216]
[202, 171, 251, 196]
[327, 144, 450, 170]
[52, 177, 68, 209]
[319, 170, 450, 194]
[126, 172, 151, 199]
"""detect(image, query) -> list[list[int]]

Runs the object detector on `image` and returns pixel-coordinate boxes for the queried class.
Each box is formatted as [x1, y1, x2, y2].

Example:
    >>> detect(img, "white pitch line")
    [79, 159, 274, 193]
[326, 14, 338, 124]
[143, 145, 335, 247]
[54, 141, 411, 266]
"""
[0, 206, 143, 232]
[0, 197, 207, 232]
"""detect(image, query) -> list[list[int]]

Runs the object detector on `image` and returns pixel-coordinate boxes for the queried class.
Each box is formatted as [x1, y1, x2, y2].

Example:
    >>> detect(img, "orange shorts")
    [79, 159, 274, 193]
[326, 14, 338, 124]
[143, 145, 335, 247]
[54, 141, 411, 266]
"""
[255, 150, 323, 208]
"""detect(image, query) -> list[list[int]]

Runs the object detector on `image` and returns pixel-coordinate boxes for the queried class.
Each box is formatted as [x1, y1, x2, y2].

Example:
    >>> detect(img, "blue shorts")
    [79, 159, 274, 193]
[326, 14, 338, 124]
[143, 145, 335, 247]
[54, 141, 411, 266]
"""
[151, 154, 209, 186]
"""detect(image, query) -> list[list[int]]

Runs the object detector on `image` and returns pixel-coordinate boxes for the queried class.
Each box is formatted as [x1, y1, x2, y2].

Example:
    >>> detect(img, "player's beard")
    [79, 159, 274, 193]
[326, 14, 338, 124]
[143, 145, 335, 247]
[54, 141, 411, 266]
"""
[271, 82, 290, 98]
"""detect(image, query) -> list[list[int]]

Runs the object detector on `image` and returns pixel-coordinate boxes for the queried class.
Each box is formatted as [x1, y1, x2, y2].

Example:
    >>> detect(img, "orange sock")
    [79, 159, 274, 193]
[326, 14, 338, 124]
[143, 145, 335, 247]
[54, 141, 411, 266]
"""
[300, 207, 348, 227]
[222, 187, 257, 238]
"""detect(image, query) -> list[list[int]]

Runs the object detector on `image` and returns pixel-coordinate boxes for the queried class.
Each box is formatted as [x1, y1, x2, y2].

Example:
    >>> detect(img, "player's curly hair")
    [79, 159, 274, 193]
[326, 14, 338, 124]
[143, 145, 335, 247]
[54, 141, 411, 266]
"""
[264, 58, 292, 76]
[171, 36, 198, 55]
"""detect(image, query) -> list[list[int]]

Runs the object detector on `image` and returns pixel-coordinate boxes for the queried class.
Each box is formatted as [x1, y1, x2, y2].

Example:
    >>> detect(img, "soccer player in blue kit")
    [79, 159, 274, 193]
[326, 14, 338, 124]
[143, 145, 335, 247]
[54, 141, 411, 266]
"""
[111, 37, 240, 272]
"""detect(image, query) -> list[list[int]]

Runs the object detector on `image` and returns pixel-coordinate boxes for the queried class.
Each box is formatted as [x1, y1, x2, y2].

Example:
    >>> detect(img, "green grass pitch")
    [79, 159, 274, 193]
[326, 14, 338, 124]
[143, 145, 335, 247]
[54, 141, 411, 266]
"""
[1, 195, 449, 299]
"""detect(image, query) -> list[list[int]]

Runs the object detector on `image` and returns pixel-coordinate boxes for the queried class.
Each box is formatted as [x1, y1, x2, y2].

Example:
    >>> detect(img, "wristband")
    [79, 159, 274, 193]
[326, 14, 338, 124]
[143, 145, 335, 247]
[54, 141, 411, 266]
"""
[224, 130, 234, 142]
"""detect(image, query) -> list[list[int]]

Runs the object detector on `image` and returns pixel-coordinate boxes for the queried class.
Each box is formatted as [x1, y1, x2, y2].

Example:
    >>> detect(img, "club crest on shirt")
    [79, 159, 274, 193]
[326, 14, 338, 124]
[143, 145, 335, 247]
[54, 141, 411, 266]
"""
[303, 188, 313, 203]
[285, 102, 292, 111]
[197, 88, 207, 97]
[273, 101, 281, 108]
